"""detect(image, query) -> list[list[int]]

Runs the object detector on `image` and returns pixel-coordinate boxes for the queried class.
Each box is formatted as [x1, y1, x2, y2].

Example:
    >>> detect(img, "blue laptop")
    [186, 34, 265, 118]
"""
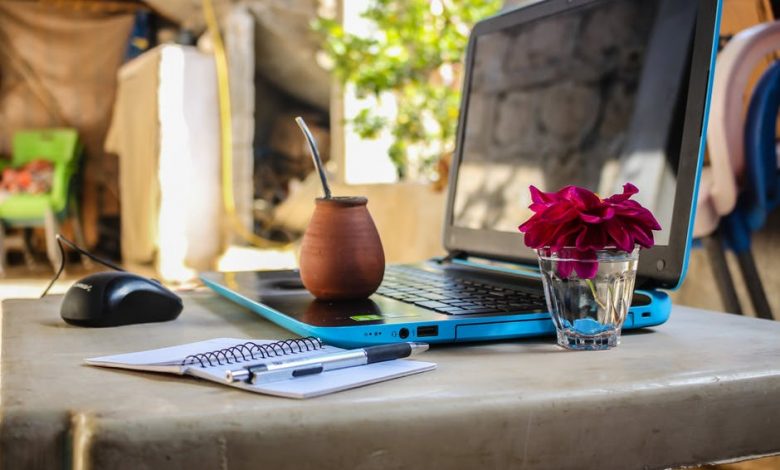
[202, 0, 722, 347]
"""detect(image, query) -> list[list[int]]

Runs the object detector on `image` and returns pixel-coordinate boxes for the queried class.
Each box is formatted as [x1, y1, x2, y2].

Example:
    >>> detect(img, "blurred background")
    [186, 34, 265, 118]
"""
[0, 0, 778, 326]
[1, 2, 780, 467]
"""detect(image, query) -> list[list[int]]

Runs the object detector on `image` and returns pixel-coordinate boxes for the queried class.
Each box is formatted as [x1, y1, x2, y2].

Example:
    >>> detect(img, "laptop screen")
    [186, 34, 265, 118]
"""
[445, 0, 717, 289]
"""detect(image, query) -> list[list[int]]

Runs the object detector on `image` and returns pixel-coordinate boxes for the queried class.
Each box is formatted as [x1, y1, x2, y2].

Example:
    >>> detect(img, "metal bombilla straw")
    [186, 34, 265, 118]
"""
[295, 116, 332, 199]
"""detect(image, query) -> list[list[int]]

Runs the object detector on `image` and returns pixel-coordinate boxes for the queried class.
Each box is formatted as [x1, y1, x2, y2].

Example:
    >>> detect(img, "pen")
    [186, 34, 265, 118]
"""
[225, 342, 429, 384]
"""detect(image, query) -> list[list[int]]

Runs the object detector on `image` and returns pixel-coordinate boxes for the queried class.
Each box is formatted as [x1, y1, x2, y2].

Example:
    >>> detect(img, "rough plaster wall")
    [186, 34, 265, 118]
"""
[144, 0, 329, 110]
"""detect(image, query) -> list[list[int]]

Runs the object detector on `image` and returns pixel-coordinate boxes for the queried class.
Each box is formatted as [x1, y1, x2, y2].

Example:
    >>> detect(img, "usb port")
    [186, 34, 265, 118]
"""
[417, 325, 438, 337]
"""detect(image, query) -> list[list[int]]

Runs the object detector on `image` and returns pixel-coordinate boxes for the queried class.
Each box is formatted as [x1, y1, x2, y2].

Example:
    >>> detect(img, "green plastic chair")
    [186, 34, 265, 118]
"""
[0, 128, 87, 272]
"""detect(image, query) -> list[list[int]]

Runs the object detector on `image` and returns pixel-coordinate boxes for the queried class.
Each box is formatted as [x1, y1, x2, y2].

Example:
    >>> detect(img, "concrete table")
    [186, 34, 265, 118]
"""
[2, 292, 779, 469]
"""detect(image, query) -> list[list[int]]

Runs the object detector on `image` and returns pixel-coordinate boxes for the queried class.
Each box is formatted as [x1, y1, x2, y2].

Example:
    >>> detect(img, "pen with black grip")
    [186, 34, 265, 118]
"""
[226, 342, 429, 384]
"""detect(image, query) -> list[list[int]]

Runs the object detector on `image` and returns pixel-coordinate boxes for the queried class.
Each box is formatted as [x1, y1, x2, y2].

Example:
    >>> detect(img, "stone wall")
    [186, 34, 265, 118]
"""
[143, 0, 330, 110]
[454, 0, 660, 233]
[462, 0, 657, 190]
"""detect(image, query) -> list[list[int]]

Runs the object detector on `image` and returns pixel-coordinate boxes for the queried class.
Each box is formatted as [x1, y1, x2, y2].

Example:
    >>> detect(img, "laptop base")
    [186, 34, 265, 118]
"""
[201, 267, 671, 348]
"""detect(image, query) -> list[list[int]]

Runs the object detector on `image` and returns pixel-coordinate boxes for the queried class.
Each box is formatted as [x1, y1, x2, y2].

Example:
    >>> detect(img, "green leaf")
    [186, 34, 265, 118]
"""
[314, 0, 502, 178]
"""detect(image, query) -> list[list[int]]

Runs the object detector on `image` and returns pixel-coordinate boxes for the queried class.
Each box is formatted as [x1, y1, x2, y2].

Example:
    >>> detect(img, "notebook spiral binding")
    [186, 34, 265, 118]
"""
[181, 337, 323, 368]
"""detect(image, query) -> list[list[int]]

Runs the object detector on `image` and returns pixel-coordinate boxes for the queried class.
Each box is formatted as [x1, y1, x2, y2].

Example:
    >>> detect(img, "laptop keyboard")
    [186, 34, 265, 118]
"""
[377, 265, 546, 315]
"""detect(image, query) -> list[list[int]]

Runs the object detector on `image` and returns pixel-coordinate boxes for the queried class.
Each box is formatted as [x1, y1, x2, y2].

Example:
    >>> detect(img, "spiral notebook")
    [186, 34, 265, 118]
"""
[86, 337, 436, 399]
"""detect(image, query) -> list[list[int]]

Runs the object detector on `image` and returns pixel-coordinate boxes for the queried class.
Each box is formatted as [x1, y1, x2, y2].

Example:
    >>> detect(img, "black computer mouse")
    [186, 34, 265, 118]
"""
[60, 271, 183, 327]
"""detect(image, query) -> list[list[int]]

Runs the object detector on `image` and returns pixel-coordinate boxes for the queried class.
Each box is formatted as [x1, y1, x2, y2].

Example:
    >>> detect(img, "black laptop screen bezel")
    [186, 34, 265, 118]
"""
[443, 0, 718, 290]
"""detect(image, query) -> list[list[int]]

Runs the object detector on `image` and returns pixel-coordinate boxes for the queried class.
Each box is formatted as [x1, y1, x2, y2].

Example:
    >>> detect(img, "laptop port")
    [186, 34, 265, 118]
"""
[417, 325, 438, 337]
[399, 328, 409, 339]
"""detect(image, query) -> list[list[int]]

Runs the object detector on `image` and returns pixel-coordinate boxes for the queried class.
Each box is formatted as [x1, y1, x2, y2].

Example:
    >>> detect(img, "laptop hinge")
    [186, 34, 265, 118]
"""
[437, 250, 467, 264]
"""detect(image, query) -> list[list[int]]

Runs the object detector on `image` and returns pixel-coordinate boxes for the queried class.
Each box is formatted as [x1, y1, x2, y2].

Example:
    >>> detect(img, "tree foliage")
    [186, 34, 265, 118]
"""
[315, 0, 502, 179]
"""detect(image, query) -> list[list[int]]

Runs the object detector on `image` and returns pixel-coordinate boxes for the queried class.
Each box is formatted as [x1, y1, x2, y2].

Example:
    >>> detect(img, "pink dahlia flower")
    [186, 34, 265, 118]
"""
[518, 183, 661, 278]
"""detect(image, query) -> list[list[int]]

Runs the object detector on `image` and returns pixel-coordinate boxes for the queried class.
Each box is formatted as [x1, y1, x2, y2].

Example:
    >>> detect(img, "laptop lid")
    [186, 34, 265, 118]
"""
[443, 0, 719, 291]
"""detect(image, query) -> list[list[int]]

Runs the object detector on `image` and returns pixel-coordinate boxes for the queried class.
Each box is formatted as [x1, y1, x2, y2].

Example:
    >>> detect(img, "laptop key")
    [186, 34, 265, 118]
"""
[457, 308, 501, 314]
[440, 307, 466, 314]
[422, 294, 447, 301]
[415, 300, 451, 310]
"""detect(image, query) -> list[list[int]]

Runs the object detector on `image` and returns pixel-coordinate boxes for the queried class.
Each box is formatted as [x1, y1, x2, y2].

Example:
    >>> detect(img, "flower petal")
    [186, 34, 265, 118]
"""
[543, 204, 579, 224]
[556, 260, 574, 278]
[574, 260, 599, 279]
[605, 220, 633, 252]
[561, 186, 602, 209]
[518, 216, 537, 233]
[580, 213, 602, 223]
[626, 223, 654, 248]
[523, 222, 557, 248]
[605, 183, 639, 203]
[575, 225, 608, 251]
[548, 222, 581, 251]
[529, 185, 558, 205]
